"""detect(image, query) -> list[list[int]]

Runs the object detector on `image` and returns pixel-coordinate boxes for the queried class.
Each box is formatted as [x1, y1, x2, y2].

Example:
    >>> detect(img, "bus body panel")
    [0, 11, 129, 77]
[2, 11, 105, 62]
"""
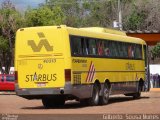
[17, 58, 65, 88]
[15, 26, 67, 89]
[72, 57, 145, 85]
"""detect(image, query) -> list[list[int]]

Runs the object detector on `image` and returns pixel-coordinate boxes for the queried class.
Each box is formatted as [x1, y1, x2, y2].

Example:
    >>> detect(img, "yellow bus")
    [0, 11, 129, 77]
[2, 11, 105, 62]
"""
[15, 25, 149, 107]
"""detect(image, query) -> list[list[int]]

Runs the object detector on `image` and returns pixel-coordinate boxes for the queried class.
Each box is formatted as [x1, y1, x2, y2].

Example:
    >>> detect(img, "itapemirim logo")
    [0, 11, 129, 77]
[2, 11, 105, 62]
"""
[28, 32, 53, 52]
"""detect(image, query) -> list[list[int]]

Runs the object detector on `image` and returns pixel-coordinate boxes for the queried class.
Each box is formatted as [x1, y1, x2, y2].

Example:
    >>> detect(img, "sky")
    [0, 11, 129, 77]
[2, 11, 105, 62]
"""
[0, 0, 45, 11]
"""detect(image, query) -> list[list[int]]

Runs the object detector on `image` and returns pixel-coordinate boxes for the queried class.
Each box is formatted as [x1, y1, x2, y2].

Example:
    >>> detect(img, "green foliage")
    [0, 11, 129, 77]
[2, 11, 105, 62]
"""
[84, 0, 117, 27]
[45, 0, 82, 27]
[0, 2, 24, 34]
[125, 10, 146, 30]
[25, 6, 65, 26]
[152, 43, 160, 57]
[0, 1, 24, 73]
[0, 36, 9, 52]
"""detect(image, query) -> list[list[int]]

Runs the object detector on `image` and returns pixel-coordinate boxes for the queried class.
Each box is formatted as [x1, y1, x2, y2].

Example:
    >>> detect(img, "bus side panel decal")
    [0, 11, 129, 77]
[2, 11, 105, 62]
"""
[86, 61, 96, 83]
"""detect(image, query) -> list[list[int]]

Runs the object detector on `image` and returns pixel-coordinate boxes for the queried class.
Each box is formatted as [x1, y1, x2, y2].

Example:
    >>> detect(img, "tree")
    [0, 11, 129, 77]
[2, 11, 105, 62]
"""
[151, 43, 160, 58]
[45, 0, 84, 27]
[0, 36, 9, 73]
[0, 0, 24, 73]
[25, 6, 65, 26]
[82, 0, 118, 27]
[122, 0, 148, 30]
[123, 9, 146, 30]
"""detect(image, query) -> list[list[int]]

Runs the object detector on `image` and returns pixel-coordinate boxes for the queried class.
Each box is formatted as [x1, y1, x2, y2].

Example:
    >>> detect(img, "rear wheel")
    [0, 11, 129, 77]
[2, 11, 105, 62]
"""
[42, 98, 54, 108]
[88, 84, 100, 106]
[99, 83, 110, 105]
[54, 98, 65, 106]
[80, 99, 89, 106]
[42, 97, 65, 108]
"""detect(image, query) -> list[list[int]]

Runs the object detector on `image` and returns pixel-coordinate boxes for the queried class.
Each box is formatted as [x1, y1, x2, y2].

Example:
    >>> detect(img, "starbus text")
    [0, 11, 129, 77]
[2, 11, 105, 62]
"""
[25, 72, 57, 82]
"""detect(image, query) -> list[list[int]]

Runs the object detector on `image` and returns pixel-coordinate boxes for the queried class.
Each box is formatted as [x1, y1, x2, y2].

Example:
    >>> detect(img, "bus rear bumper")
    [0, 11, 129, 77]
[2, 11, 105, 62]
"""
[15, 83, 92, 99]
[15, 82, 72, 96]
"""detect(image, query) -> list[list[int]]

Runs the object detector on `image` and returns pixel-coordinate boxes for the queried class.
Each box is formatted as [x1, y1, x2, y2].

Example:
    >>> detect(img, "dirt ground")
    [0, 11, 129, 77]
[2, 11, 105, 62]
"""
[0, 90, 160, 120]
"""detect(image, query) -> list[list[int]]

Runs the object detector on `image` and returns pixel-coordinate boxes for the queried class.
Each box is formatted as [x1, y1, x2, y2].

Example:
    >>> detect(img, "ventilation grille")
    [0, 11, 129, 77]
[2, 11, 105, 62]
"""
[73, 74, 81, 84]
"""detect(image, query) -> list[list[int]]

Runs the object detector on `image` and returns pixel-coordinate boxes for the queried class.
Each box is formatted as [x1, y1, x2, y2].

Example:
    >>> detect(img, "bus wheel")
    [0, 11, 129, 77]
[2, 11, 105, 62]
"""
[54, 97, 65, 107]
[88, 83, 100, 106]
[99, 83, 110, 105]
[42, 97, 65, 108]
[80, 99, 88, 106]
[42, 98, 54, 108]
[133, 83, 142, 99]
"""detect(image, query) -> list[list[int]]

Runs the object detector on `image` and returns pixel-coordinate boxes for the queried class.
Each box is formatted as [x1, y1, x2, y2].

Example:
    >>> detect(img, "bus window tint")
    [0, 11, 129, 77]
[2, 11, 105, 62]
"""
[70, 35, 143, 60]
[119, 42, 127, 58]
[117, 42, 123, 58]
[111, 42, 118, 57]
[81, 38, 88, 55]
[88, 38, 97, 55]
[123, 43, 128, 58]
[71, 36, 82, 55]
[135, 45, 142, 59]
[104, 41, 110, 57]
[97, 40, 104, 56]
[128, 44, 135, 58]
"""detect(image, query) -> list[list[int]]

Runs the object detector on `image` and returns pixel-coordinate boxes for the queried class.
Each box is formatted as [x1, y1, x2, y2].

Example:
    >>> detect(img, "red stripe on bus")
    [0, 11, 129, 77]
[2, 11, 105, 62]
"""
[86, 61, 92, 82]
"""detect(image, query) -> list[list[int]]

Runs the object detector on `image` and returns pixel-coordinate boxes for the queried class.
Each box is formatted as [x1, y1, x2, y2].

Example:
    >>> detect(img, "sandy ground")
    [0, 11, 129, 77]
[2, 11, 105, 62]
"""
[0, 90, 160, 120]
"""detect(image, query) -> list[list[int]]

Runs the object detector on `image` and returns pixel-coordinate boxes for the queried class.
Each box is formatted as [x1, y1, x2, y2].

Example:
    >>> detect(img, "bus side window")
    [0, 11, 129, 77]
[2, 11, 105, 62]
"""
[88, 38, 97, 55]
[123, 43, 128, 58]
[108, 41, 113, 57]
[70, 36, 82, 55]
[128, 44, 134, 58]
[135, 44, 142, 59]
[85, 38, 89, 55]
[117, 42, 123, 58]
[81, 38, 86, 55]
[97, 40, 104, 56]
[104, 40, 110, 57]
[112, 41, 118, 57]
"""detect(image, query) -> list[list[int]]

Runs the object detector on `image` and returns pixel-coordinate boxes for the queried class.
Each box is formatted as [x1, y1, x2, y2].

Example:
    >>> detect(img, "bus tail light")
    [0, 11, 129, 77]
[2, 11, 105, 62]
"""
[15, 71, 18, 83]
[65, 69, 71, 81]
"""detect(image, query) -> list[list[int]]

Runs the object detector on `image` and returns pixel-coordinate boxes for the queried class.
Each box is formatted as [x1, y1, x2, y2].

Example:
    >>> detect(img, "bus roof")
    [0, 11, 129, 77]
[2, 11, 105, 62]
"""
[62, 25, 146, 45]
[17, 25, 147, 45]
[79, 27, 126, 36]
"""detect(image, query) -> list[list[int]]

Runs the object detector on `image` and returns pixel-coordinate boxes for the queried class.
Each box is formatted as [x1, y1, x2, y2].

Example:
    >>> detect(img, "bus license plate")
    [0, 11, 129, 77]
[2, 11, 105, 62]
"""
[37, 83, 46, 87]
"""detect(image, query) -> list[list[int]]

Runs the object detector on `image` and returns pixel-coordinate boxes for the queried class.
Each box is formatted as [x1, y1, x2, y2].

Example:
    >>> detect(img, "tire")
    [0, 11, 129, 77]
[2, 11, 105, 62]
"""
[54, 98, 65, 107]
[80, 99, 88, 106]
[133, 83, 142, 99]
[42, 98, 54, 108]
[42, 97, 65, 108]
[99, 83, 110, 105]
[88, 84, 100, 106]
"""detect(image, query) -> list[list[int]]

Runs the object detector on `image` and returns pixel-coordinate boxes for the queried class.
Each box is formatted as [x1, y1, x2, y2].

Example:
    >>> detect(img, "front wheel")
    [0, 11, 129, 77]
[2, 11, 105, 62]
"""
[88, 84, 100, 106]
